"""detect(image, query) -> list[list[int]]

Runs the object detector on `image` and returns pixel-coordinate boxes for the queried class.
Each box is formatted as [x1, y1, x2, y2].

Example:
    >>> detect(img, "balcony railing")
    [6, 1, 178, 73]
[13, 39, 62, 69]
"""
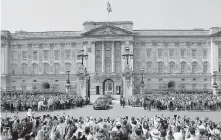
[8, 74, 77, 77]
[133, 73, 211, 76]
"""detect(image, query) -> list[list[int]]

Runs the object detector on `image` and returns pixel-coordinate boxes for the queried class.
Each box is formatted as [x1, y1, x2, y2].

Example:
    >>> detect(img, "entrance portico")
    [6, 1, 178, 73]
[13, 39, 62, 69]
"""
[103, 79, 114, 95]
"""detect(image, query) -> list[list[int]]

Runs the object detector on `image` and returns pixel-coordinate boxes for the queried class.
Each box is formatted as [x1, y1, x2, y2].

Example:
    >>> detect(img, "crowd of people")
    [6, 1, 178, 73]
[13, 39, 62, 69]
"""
[1, 92, 90, 113]
[1, 113, 221, 140]
[128, 93, 221, 111]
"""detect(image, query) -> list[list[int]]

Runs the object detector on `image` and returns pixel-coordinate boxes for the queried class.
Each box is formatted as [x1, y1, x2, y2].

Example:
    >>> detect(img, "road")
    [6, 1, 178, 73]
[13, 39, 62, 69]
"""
[1, 102, 221, 122]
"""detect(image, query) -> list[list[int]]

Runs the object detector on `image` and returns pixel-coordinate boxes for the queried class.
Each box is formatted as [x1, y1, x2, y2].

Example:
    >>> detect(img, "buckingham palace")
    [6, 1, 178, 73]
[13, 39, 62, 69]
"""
[1, 21, 221, 99]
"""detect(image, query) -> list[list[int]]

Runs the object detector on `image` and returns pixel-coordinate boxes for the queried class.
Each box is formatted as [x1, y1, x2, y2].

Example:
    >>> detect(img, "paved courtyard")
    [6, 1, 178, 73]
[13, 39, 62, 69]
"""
[1, 103, 221, 122]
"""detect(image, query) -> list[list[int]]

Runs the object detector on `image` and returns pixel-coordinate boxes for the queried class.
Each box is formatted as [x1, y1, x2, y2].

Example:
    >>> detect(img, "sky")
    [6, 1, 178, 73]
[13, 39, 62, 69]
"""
[1, 0, 221, 32]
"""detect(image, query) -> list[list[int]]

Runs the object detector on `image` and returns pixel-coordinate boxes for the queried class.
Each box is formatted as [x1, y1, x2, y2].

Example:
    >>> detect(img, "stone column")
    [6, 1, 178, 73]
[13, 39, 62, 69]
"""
[102, 41, 105, 73]
[210, 38, 219, 89]
[38, 44, 43, 74]
[112, 41, 115, 73]
[91, 41, 96, 73]
[5, 43, 9, 74]
[1, 45, 5, 74]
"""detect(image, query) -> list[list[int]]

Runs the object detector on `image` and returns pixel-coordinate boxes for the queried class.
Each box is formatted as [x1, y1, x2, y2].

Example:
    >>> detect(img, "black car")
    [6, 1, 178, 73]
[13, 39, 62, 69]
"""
[93, 97, 110, 110]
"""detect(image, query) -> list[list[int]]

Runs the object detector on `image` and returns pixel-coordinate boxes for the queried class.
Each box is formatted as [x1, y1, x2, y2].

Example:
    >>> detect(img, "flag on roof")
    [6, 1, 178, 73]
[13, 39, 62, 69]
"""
[107, 1, 112, 13]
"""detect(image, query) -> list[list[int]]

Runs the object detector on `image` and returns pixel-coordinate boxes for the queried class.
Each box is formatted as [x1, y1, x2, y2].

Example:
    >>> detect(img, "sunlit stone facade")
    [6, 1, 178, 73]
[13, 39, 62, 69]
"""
[1, 21, 221, 98]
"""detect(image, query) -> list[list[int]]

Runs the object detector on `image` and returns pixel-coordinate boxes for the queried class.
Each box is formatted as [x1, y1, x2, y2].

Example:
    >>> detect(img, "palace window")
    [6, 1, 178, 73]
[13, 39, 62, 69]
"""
[12, 64, 16, 75]
[43, 63, 49, 74]
[169, 49, 174, 58]
[204, 84, 207, 90]
[192, 49, 197, 59]
[192, 62, 197, 73]
[54, 63, 60, 74]
[54, 50, 60, 60]
[12, 51, 17, 60]
[105, 62, 111, 73]
[181, 49, 185, 59]
[181, 62, 186, 73]
[169, 62, 175, 74]
[115, 62, 121, 73]
[33, 63, 38, 74]
[105, 47, 111, 57]
[158, 62, 163, 74]
[158, 49, 163, 58]
[12, 86, 16, 91]
[22, 51, 28, 60]
[115, 42, 121, 57]
[43, 50, 49, 60]
[203, 49, 207, 59]
[33, 51, 38, 60]
[146, 49, 151, 58]
[22, 64, 27, 75]
[219, 48, 221, 58]
[192, 84, 197, 90]
[65, 49, 71, 60]
[95, 62, 102, 73]
[22, 85, 26, 90]
[203, 64, 208, 73]
[146, 62, 152, 73]
[96, 49, 101, 58]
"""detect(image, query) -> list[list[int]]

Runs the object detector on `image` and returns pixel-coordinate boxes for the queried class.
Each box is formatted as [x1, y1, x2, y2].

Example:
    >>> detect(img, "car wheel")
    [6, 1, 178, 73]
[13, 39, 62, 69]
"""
[104, 106, 107, 110]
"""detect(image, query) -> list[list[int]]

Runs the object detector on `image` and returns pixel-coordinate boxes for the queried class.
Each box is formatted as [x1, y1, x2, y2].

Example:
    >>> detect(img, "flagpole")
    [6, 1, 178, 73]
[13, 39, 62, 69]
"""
[107, 0, 109, 23]
[108, 12, 109, 22]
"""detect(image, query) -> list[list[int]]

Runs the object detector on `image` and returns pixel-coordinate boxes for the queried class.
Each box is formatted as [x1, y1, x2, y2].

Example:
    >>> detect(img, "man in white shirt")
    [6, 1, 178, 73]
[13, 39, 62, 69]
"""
[173, 126, 184, 140]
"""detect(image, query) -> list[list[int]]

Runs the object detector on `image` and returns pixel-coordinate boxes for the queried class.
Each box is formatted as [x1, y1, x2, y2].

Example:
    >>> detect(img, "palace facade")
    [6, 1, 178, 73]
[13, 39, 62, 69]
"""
[1, 21, 221, 99]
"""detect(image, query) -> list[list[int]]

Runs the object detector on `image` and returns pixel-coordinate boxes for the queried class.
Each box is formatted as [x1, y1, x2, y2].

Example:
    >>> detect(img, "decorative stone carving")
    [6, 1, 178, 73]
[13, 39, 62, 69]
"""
[123, 65, 133, 87]
[98, 27, 117, 35]
[76, 65, 87, 88]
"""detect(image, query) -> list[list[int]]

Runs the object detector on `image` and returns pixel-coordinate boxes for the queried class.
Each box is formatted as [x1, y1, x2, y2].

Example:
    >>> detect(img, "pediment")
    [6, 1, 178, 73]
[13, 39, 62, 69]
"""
[81, 25, 134, 36]
[211, 31, 221, 37]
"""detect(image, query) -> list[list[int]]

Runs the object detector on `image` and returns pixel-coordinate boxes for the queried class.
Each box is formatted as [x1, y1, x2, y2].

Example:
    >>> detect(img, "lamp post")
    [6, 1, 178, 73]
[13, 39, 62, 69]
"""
[66, 69, 70, 94]
[140, 68, 145, 94]
[77, 49, 88, 65]
[122, 46, 133, 65]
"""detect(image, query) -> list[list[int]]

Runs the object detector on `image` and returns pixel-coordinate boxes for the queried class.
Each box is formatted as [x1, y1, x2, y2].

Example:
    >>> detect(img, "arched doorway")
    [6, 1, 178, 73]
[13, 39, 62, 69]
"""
[103, 79, 114, 95]
[168, 81, 176, 90]
[41, 82, 50, 89]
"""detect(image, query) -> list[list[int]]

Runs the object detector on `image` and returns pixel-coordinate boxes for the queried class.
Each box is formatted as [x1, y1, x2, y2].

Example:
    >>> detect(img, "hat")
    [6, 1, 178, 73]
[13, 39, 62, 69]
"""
[151, 129, 161, 137]
[116, 122, 121, 127]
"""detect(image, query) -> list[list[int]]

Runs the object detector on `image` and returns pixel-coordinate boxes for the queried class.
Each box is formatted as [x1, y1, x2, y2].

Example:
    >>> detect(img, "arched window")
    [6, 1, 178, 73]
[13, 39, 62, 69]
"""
[54, 63, 60, 74]
[157, 61, 164, 74]
[33, 63, 38, 74]
[43, 63, 49, 74]
[21, 63, 27, 75]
